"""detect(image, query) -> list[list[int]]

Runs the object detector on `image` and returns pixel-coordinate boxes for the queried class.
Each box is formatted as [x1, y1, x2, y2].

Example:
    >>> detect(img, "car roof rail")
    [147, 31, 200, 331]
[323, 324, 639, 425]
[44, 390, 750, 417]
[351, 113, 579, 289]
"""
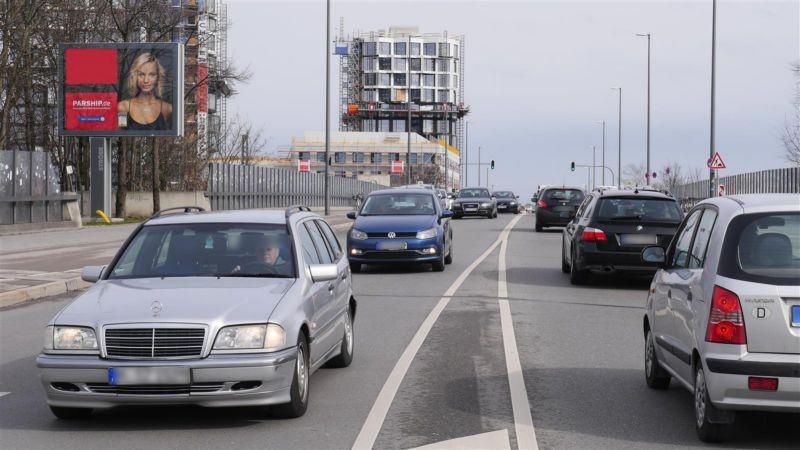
[149, 206, 205, 219]
[285, 205, 312, 220]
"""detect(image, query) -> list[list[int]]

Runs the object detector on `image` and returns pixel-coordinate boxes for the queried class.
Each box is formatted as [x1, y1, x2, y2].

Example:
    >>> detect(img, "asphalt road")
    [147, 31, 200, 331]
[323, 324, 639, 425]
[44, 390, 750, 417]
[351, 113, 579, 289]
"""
[1, 213, 797, 449]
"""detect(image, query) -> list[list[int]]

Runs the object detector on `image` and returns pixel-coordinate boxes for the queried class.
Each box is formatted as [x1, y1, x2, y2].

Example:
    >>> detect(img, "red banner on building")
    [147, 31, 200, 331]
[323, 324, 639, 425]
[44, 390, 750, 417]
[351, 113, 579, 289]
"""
[197, 64, 208, 113]
[391, 160, 405, 174]
[298, 160, 311, 172]
[64, 92, 118, 131]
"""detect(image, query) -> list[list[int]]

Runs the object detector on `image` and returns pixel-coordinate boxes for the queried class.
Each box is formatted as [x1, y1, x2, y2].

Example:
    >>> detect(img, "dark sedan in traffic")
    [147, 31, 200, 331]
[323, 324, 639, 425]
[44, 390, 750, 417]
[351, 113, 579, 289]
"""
[493, 191, 521, 214]
[346, 189, 453, 272]
[451, 187, 497, 219]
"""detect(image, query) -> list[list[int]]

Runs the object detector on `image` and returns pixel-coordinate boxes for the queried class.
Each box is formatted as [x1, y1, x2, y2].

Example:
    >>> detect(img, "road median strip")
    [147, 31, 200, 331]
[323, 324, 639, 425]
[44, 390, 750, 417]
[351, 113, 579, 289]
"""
[0, 274, 91, 308]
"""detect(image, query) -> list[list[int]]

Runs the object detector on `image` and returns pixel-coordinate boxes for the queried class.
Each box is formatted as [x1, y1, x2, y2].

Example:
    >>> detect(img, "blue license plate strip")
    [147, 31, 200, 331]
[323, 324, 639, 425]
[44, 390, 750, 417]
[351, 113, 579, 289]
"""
[791, 305, 800, 328]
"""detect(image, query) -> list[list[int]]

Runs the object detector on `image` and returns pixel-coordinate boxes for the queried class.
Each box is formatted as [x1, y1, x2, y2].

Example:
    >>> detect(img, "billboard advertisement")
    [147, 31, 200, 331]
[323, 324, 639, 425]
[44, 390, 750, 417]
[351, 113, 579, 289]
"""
[58, 43, 184, 137]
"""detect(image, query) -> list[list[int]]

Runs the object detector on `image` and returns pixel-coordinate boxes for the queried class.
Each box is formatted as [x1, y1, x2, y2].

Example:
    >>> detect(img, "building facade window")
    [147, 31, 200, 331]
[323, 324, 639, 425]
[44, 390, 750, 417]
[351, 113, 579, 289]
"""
[409, 58, 421, 71]
[363, 42, 377, 56]
[438, 43, 450, 57]
[335, 152, 347, 163]
[298, 152, 310, 161]
[378, 57, 391, 70]
[393, 120, 406, 132]
[394, 42, 407, 55]
[378, 88, 391, 102]
[394, 58, 406, 71]
[378, 73, 391, 85]
[353, 152, 365, 163]
[409, 153, 418, 164]
[364, 73, 377, 86]
[393, 88, 407, 102]
[390, 152, 400, 161]
[422, 89, 435, 102]
[423, 153, 435, 163]
[423, 74, 435, 87]
[410, 42, 421, 56]
[437, 89, 450, 102]
[362, 89, 377, 102]
[393, 73, 406, 86]
[423, 42, 436, 56]
[410, 89, 421, 103]
[437, 58, 450, 72]
[411, 73, 420, 87]
[423, 58, 435, 71]
[378, 120, 391, 132]
[438, 74, 449, 88]
[371, 153, 383, 163]
[362, 57, 375, 71]
[379, 42, 391, 55]
[317, 152, 326, 162]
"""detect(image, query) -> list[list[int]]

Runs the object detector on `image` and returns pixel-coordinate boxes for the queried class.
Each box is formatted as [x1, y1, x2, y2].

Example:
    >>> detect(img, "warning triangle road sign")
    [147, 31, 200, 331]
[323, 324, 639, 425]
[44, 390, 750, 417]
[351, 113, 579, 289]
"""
[708, 151, 726, 169]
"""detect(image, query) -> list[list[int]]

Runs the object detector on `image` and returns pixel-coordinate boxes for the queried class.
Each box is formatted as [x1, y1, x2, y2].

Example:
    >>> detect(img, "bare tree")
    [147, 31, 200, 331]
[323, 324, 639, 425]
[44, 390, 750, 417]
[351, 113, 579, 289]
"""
[622, 162, 647, 187]
[652, 161, 686, 194]
[208, 114, 269, 165]
[782, 61, 800, 166]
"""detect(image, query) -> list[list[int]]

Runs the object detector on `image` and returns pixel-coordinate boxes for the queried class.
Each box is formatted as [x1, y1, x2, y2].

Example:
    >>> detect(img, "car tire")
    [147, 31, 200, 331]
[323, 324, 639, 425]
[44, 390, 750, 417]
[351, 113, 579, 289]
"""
[644, 330, 671, 389]
[561, 241, 570, 274]
[349, 262, 361, 273]
[275, 334, 310, 418]
[432, 254, 445, 272]
[569, 249, 589, 285]
[694, 365, 725, 443]
[49, 406, 92, 419]
[535, 221, 543, 232]
[444, 244, 453, 264]
[327, 308, 354, 368]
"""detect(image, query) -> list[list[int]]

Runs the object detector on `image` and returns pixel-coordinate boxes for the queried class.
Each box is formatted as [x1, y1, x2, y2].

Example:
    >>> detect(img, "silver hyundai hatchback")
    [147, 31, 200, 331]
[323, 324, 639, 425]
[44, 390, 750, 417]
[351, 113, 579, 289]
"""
[642, 194, 800, 442]
[37, 206, 356, 419]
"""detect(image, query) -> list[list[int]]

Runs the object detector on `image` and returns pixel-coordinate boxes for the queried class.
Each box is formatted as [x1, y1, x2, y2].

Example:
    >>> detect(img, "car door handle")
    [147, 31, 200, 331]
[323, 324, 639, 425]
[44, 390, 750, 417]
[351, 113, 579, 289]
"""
[327, 282, 335, 292]
[687, 292, 693, 302]
[340, 272, 348, 280]
[667, 289, 672, 299]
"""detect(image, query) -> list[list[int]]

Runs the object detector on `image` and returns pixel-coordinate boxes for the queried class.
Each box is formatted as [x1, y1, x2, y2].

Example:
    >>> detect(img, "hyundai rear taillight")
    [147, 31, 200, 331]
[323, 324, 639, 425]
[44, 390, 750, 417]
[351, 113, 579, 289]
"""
[705, 285, 747, 345]
[581, 227, 608, 242]
[537, 199, 547, 209]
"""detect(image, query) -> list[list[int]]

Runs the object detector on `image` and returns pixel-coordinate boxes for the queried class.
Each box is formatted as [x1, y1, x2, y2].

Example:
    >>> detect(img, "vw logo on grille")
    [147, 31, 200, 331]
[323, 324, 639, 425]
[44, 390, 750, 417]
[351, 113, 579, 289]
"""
[150, 301, 163, 317]
[387, 232, 397, 239]
[636, 225, 644, 231]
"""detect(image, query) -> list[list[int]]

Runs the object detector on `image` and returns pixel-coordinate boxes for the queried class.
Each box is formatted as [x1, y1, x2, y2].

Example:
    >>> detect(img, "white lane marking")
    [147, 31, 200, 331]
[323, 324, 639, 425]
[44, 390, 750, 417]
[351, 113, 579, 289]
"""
[411, 429, 511, 450]
[0, 392, 9, 398]
[352, 216, 522, 450]
[499, 236, 539, 450]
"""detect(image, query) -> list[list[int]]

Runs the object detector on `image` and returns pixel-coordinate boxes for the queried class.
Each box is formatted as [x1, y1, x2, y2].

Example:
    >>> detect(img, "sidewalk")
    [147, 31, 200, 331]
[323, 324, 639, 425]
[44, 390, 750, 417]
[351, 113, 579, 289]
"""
[0, 212, 354, 309]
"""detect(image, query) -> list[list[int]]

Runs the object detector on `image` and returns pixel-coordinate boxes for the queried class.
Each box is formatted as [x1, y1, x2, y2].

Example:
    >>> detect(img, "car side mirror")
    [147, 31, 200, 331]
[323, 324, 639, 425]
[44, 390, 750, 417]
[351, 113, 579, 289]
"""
[441, 210, 454, 219]
[309, 264, 338, 282]
[346, 211, 356, 220]
[491, 196, 496, 200]
[81, 265, 105, 283]
[642, 246, 666, 266]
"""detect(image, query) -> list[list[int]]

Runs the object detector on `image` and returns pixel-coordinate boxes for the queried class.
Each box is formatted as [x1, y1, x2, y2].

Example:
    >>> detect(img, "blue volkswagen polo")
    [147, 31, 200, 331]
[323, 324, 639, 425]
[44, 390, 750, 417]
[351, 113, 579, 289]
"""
[346, 188, 454, 272]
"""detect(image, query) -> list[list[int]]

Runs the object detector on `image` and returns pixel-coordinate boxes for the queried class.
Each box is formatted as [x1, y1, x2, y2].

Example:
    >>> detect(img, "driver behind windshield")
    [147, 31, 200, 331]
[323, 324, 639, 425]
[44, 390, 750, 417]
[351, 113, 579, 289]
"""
[232, 233, 290, 276]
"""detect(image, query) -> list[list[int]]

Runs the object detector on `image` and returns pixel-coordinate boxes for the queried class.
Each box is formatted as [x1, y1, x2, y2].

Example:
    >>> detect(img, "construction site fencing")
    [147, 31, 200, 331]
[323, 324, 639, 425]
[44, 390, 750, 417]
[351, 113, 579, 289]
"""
[0, 150, 76, 225]
[672, 167, 800, 209]
[206, 163, 387, 211]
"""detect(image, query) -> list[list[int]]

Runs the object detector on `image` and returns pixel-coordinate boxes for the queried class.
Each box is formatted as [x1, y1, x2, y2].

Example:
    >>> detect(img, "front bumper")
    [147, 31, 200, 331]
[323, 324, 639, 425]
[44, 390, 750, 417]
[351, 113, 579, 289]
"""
[348, 237, 442, 264]
[496, 203, 518, 213]
[36, 347, 297, 409]
[452, 204, 493, 216]
[703, 353, 800, 412]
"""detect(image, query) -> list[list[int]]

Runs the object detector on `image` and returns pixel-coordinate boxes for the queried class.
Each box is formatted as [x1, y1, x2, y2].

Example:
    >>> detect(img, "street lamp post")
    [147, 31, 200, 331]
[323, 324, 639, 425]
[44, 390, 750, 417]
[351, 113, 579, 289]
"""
[477, 145, 481, 186]
[323, 0, 330, 215]
[612, 87, 622, 189]
[596, 120, 605, 185]
[636, 33, 651, 186]
[590, 145, 596, 189]
[709, 0, 717, 197]
[465, 121, 470, 187]
[407, 34, 412, 185]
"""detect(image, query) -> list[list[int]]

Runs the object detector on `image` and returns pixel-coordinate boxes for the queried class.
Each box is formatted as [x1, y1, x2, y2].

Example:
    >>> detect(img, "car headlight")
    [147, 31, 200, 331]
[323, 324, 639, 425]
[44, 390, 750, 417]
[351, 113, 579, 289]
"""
[510, 201, 516, 205]
[350, 228, 368, 240]
[45, 325, 98, 350]
[416, 227, 438, 240]
[481, 202, 492, 208]
[213, 324, 286, 351]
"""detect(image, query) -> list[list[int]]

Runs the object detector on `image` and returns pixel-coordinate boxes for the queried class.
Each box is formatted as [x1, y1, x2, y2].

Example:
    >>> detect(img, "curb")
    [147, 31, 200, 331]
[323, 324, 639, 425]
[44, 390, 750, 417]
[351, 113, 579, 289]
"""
[0, 277, 91, 309]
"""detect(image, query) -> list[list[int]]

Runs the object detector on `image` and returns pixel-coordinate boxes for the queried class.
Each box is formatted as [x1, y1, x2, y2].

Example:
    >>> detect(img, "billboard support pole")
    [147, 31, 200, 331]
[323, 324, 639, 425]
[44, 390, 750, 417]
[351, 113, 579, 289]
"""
[90, 137, 112, 220]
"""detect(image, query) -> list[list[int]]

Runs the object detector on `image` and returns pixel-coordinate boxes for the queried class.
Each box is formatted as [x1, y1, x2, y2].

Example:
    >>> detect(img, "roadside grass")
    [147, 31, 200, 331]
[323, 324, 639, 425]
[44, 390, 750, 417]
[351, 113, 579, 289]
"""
[84, 216, 146, 226]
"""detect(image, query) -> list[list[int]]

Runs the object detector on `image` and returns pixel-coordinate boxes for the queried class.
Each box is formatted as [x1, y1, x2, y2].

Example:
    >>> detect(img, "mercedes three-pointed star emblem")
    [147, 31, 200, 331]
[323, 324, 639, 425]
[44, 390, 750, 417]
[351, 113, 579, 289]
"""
[150, 300, 163, 317]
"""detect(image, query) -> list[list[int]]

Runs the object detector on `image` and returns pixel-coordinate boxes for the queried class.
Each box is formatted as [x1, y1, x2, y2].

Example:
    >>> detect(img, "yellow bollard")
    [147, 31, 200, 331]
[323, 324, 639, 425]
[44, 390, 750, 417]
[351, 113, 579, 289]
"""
[95, 210, 111, 224]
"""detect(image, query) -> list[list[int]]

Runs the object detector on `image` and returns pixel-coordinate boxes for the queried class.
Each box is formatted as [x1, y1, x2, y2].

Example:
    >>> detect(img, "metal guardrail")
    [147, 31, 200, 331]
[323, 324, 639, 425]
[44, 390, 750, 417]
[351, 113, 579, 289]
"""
[206, 163, 387, 211]
[0, 150, 73, 225]
[672, 167, 800, 208]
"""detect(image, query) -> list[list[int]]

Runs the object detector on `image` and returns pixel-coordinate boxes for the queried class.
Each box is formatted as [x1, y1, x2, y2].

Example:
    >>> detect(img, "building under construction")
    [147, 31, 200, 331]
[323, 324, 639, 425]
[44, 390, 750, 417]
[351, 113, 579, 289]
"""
[336, 26, 468, 170]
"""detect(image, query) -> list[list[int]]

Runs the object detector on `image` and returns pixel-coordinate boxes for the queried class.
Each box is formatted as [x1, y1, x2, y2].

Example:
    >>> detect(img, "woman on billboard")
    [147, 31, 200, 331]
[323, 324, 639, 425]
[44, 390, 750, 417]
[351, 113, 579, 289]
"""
[118, 52, 173, 130]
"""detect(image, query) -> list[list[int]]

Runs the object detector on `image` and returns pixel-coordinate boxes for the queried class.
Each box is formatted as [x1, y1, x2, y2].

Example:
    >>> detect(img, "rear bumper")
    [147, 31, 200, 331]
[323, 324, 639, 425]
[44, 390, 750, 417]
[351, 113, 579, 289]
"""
[36, 348, 297, 409]
[536, 210, 572, 226]
[577, 245, 660, 274]
[703, 355, 800, 412]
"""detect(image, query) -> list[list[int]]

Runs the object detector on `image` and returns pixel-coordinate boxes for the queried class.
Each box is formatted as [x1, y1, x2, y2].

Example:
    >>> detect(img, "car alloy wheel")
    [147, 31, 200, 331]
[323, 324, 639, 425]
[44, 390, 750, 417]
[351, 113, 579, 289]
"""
[644, 330, 670, 389]
[694, 365, 724, 442]
[328, 308, 354, 368]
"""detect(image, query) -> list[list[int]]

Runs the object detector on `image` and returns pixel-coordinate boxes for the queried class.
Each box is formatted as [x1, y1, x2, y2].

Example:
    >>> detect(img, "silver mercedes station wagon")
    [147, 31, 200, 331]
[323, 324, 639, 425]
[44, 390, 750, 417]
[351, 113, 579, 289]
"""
[37, 206, 356, 419]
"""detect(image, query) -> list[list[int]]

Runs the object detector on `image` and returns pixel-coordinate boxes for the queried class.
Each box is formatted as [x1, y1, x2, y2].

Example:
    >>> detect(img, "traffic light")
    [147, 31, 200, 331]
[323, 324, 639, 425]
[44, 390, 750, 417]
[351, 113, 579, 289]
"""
[570, 161, 575, 171]
[490, 160, 495, 169]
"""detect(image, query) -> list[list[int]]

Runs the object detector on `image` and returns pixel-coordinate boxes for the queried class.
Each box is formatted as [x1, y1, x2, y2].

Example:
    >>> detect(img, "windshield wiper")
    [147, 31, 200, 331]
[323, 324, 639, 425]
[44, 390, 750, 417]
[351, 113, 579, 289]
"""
[219, 273, 294, 278]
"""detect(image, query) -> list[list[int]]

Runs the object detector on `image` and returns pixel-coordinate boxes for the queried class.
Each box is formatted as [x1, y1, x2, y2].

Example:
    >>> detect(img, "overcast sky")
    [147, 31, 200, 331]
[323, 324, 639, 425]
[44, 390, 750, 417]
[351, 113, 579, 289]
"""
[227, 0, 799, 198]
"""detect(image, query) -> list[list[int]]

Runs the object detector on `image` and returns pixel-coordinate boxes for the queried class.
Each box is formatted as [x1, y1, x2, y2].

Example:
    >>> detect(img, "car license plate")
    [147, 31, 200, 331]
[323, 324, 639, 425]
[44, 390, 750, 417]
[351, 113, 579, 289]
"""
[498, 205, 507, 209]
[620, 234, 658, 245]
[792, 305, 800, 327]
[108, 366, 190, 385]
[377, 241, 407, 251]
[465, 207, 477, 212]
[560, 212, 571, 218]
